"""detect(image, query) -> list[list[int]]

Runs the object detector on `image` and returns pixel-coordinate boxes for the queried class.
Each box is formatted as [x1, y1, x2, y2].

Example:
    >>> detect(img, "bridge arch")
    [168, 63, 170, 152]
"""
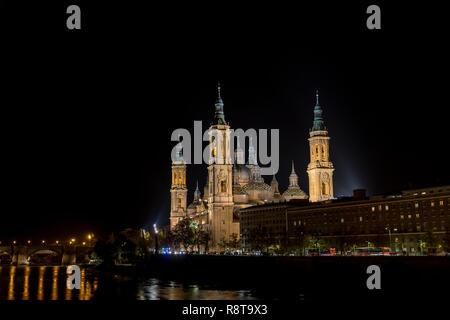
[27, 249, 62, 265]
[0, 250, 12, 264]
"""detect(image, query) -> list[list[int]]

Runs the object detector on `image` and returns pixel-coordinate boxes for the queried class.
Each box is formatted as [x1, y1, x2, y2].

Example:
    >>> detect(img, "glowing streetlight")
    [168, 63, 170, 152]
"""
[27, 240, 31, 244]
[56, 240, 59, 245]
[82, 242, 86, 246]
[71, 238, 76, 243]
[42, 240, 46, 244]
[13, 240, 17, 245]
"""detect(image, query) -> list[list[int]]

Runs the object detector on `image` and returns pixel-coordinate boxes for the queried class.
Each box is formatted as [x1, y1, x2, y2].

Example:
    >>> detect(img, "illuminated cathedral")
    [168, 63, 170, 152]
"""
[169, 84, 334, 249]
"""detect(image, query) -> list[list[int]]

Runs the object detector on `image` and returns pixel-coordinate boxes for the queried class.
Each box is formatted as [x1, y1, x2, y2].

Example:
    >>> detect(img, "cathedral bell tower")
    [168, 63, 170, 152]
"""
[170, 141, 187, 230]
[207, 83, 236, 246]
[307, 91, 335, 202]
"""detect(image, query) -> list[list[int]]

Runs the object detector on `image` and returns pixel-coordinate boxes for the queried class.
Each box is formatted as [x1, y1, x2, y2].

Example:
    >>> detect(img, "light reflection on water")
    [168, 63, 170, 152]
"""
[0, 266, 256, 300]
[136, 278, 255, 300]
[0, 266, 97, 300]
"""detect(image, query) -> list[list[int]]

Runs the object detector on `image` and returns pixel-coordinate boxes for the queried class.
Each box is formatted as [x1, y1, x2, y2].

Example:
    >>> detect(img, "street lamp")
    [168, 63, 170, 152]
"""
[418, 240, 424, 256]
[153, 223, 159, 254]
[385, 227, 392, 251]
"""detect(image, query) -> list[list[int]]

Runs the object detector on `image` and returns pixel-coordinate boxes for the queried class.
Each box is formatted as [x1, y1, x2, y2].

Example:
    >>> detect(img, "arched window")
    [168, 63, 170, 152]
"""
[177, 198, 182, 208]
[178, 172, 182, 185]
[183, 171, 186, 184]
[211, 137, 216, 157]
[315, 145, 319, 158]
[220, 180, 226, 193]
[322, 182, 328, 195]
[322, 144, 326, 160]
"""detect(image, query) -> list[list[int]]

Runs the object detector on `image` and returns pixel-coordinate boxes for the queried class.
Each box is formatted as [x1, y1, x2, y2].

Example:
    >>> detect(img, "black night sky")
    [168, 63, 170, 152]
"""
[1, 1, 449, 241]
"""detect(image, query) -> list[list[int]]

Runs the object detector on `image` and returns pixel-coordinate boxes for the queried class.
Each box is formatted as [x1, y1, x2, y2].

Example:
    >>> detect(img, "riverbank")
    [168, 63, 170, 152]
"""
[139, 255, 450, 302]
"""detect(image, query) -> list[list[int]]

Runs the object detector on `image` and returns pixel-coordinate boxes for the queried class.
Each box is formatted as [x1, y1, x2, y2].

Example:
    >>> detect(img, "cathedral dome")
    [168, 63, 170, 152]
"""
[281, 187, 309, 202]
[233, 185, 248, 194]
[282, 188, 308, 198]
[242, 182, 272, 192]
[233, 185, 249, 204]
[234, 164, 250, 185]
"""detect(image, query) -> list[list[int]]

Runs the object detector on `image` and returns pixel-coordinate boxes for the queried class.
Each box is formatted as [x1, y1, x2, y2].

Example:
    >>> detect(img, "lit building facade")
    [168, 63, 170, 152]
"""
[307, 91, 334, 202]
[169, 85, 333, 250]
[240, 187, 450, 255]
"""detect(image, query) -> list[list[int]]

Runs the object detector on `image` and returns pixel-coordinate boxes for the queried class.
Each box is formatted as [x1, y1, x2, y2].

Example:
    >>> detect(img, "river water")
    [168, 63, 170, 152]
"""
[0, 266, 259, 300]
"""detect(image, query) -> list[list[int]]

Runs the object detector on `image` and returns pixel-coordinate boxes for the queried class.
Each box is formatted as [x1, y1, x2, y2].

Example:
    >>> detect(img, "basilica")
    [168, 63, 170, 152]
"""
[169, 84, 335, 249]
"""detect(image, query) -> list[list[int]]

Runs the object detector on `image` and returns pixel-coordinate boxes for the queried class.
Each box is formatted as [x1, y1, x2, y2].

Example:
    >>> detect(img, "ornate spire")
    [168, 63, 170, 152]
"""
[174, 135, 185, 163]
[213, 82, 227, 125]
[195, 180, 200, 193]
[271, 173, 278, 185]
[289, 160, 299, 187]
[311, 90, 326, 131]
[248, 136, 257, 166]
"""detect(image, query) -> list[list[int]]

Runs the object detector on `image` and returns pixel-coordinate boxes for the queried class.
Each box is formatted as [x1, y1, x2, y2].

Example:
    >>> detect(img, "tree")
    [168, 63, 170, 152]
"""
[443, 227, 450, 254]
[173, 217, 198, 252]
[424, 229, 437, 250]
[92, 239, 119, 266]
[305, 232, 326, 253]
[226, 233, 240, 253]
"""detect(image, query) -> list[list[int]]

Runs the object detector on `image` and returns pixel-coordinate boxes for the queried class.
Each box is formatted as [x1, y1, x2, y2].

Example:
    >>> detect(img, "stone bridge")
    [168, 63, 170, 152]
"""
[0, 244, 93, 265]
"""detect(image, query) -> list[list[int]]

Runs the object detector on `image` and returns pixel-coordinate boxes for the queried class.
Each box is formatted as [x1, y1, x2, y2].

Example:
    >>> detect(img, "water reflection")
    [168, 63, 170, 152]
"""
[0, 266, 257, 300]
[51, 266, 58, 300]
[0, 266, 99, 300]
[8, 266, 15, 300]
[23, 266, 30, 300]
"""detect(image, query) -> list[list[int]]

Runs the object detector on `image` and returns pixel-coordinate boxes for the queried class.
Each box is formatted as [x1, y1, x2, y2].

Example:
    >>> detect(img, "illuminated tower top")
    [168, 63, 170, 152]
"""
[311, 90, 327, 132]
[213, 82, 227, 125]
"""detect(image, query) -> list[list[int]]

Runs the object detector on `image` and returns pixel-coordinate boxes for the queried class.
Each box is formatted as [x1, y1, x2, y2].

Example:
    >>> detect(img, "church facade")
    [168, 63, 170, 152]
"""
[169, 85, 334, 249]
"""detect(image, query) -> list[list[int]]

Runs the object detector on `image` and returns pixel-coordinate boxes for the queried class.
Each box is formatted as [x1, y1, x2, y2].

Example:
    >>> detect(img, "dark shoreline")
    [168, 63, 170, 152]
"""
[93, 255, 450, 302]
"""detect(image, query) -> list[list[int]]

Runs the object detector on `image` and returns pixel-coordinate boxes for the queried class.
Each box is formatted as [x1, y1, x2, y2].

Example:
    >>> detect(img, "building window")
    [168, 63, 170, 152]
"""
[408, 214, 412, 219]
[322, 182, 328, 195]
[220, 180, 226, 193]
[371, 206, 375, 212]
[293, 221, 297, 226]
[415, 202, 419, 209]
[378, 205, 382, 211]
[400, 215, 404, 219]
[178, 198, 182, 208]
[340, 218, 344, 223]
[359, 216, 363, 222]
[439, 200, 444, 206]
[431, 201, 435, 207]
[385, 205, 389, 211]
[416, 214, 420, 218]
